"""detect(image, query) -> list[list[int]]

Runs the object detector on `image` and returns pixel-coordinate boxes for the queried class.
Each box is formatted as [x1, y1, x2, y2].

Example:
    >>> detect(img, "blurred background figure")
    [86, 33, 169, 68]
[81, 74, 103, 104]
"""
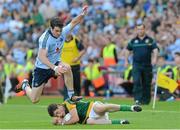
[125, 24, 158, 105]
[156, 55, 174, 101]
[83, 58, 106, 97]
[0, 57, 5, 105]
[61, 33, 85, 100]
[173, 52, 180, 97]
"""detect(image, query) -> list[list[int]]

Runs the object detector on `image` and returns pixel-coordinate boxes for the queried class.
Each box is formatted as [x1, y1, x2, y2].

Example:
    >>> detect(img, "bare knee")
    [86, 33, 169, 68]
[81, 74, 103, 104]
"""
[94, 104, 106, 114]
[66, 64, 71, 72]
[31, 98, 40, 104]
[86, 119, 96, 125]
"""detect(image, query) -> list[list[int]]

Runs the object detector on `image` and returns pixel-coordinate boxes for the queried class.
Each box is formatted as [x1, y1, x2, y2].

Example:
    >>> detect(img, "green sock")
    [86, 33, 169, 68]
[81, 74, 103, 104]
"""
[119, 105, 132, 111]
[111, 120, 121, 124]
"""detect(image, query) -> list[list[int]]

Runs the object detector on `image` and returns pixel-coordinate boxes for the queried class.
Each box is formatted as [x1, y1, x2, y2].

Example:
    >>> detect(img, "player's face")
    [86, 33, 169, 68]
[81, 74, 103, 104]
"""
[157, 57, 165, 66]
[54, 106, 65, 118]
[52, 26, 62, 38]
[136, 25, 145, 37]
[174, 54, 180, 65]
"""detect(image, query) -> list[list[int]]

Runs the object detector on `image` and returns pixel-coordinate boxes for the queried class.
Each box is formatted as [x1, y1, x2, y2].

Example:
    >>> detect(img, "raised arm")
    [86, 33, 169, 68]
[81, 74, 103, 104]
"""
[62, 108, 79, 125]
[70, 6, 88, 31]
[124, 49, 130, 67]
[152, 48, 158, 66]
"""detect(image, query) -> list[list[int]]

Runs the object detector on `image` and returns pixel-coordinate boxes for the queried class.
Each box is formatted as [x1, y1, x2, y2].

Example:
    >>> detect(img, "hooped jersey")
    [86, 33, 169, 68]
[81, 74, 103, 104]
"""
[63, 100, 94, 124]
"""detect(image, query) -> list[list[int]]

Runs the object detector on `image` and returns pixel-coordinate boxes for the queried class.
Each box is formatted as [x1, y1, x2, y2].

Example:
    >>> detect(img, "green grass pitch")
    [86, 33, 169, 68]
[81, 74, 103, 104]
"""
[0, 96, 180, 129]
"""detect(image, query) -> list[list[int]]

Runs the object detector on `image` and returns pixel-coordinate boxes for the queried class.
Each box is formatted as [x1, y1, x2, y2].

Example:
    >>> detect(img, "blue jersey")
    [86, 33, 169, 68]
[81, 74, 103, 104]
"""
[35, 24, 71, 69]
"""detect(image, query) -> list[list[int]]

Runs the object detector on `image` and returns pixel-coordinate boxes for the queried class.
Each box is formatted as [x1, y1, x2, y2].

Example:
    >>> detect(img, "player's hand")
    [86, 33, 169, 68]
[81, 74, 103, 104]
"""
[81, 5, 88, 16]
[124, 60, 129, 68]
[152, 58, 157, 66]
[53, 65, 68, 75]
[52, 117, 63, 125]
[72, 57, 79, 63]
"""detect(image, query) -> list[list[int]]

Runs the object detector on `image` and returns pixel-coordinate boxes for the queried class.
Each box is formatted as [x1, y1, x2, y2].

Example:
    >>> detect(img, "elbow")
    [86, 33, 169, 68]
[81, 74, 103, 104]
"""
[72, 116, 79, 124]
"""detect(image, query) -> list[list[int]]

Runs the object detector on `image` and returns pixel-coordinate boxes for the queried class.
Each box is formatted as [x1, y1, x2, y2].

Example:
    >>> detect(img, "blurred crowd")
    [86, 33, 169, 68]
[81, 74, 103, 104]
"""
[0, 0, 180, 101]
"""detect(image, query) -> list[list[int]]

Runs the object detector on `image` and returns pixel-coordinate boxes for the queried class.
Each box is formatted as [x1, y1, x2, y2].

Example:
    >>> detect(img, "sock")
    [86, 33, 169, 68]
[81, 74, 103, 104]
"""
[111, 120, 121, 124]
[67, 90, 74, 98]
[22, 83, 28, 90]
[119, 105, 132, 111]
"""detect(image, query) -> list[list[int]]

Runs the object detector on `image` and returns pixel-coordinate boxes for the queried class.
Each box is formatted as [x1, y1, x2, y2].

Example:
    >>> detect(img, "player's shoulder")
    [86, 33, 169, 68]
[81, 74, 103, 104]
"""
[39, 30, 50, 43]
[145, 35, 154, 40]
[63, 99, 76, 111]
[145, 35, 155, 43]
[129, 37, 138, 44]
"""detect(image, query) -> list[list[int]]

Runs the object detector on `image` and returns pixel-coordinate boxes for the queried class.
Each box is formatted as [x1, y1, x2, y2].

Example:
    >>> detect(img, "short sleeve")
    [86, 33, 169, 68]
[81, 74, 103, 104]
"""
[39, 34, 49, 50]
[151, 39, 158, 50]
[63, 100, 76, 111]
[75, 38, 84, 51]
[61, 23, 72, 37]
[127, 41, 133, 51]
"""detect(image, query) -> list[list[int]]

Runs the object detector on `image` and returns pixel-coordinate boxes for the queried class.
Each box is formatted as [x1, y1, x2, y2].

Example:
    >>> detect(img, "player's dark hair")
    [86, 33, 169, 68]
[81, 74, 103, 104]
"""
[175, 52, 180, 56]
[47, 104, 58, 117]
[50, 17, 64, 29]
[136, 23, 145, 28]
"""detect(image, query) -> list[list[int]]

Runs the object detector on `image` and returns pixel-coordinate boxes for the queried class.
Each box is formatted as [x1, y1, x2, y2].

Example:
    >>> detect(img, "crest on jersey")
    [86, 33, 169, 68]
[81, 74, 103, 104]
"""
[135, 40, 139, 43]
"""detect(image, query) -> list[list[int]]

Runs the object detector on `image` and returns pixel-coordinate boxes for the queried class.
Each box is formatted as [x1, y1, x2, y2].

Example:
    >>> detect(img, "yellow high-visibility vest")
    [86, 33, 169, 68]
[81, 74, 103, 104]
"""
[61, 37, 80, 66]
[102, 43, 116, 66]
[27, 49, 33, 60]
[4, 63, 14, 77]
[84, 63, 102, 80]
[16, 64, 25, 76]
[84, 63, 105, 88]
[157, 65, 172, 74]
[173, 66, 180, 81]
[25, 61, 34, 72]
[124, 65, 132, 80]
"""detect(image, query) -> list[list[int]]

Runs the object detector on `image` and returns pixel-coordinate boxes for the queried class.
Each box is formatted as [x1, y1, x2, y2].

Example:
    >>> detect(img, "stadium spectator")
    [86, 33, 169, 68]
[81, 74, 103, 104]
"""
[173, 52, 180, 97]
[83, 58, 106, 96]
[38, 0, 57, 21]
[61, 34, 85, 100]
[156, 56, 175, 101]
[0, 57, 5, 104]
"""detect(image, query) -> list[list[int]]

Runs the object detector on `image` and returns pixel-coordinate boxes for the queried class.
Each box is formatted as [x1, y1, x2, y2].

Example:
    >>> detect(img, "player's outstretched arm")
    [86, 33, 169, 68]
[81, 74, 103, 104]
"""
[70, 5, 88, 31]
[62, 108, 79, 125]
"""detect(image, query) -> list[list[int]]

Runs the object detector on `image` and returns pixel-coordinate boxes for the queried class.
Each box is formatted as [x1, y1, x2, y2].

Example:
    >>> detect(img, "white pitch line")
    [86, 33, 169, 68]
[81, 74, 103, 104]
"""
[0, 127, 180, 130]
[1, 104, 180, 113]
[143, 110, 180, 114]
[0, 120, 49, 123]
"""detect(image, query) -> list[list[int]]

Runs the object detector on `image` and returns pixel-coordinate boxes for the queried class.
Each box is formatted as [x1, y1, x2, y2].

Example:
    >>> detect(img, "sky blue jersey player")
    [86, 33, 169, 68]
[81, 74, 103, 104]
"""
[15, 6, 89, 104]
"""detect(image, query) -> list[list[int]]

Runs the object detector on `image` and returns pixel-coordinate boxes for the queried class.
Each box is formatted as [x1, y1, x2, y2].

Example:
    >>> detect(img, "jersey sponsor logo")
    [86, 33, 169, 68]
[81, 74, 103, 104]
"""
[145, 39, 149, 43]
[135, 40, 139, 43]
[55, 41, 60, 53]
[56, 47, 60, 52]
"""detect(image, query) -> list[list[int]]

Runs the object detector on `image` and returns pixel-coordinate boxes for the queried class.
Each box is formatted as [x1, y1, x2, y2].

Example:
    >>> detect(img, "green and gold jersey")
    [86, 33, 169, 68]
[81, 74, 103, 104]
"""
[63, 100, 94, 124]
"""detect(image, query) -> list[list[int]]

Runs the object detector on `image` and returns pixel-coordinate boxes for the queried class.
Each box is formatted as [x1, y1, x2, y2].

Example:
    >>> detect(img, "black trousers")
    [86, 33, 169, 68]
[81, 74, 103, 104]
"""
[64, 65, 81, 100]
[0, 85, 3, 103]
[84, 79, 91, 96]
[132, 64, 152, 104]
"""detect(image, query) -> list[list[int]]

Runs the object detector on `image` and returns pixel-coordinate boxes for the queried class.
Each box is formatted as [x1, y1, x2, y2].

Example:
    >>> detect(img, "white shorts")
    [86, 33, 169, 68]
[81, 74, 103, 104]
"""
[89, 101, 109, 120]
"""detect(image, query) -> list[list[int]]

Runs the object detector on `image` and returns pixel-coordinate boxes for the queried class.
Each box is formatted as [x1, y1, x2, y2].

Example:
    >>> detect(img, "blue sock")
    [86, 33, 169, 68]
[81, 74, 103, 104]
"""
[22, 83, 27, 90]
[67, 90, 74, 98]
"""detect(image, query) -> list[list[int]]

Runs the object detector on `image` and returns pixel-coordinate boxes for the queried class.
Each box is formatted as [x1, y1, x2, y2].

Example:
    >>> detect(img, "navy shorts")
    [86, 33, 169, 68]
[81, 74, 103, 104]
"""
[32, 62, 59, 87]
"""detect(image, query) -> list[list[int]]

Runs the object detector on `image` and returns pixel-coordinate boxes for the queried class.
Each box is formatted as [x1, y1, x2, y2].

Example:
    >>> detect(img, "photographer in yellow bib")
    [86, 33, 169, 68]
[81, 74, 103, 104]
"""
[61, 34, 85, 100]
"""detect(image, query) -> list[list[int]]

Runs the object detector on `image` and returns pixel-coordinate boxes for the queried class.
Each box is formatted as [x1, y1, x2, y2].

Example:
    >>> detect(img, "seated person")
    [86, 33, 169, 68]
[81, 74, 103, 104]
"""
[83, 58, 106, 96]
[47, 99, 142, 125]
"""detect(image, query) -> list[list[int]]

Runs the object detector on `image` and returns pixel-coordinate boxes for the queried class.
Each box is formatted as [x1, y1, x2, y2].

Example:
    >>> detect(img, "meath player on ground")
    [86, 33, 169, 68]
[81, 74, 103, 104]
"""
[47, 99, 142, 125]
